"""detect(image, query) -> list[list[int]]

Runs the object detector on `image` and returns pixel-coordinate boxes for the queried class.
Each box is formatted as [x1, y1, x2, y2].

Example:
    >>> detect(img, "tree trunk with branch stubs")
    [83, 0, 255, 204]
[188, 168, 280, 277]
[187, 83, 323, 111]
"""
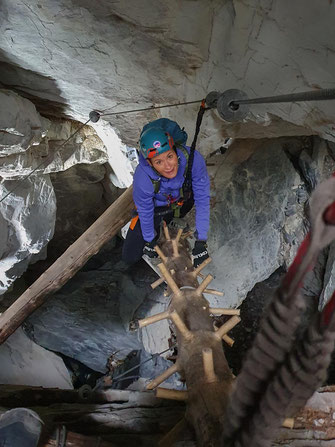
[140, 226, 238, 446]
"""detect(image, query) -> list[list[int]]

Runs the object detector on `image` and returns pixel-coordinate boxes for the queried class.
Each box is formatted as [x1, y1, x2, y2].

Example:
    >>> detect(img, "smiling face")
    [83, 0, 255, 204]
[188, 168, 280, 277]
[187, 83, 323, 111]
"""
[149, 149, 178, 178]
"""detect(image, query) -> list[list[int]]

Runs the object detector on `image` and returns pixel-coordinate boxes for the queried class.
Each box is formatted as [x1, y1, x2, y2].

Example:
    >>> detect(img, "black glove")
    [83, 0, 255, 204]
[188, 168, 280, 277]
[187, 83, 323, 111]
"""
[192, 240, 209, 267]
[143, 239, 158, 258]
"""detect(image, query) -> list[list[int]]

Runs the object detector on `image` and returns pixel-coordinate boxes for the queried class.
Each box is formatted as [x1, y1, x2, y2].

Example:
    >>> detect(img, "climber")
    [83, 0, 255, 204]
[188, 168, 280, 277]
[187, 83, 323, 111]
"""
[122, 122, 210, 267]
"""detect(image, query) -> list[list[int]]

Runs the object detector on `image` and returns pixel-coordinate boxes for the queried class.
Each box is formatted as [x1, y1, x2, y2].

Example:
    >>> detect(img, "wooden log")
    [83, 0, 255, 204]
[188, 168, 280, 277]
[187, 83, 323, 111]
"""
[0, 385, 159, 408]
[137, 311, 170, 328]
[0, 186, 134, 345]
[155, 388, 188, 401]
[146, 364, 179, 390]
[151, 269, 175, 289]
[154, 246, 168, 263]
[163, 222, 171, 240]
[209, 308, 240, 316]
[151, 276, 165, 289]
[172, 239, 179, 257]
[203, 289, 224, 296]
[215, 316, 241, 340]
[282, 418, 295, 429]
[38, 428, 118, 446]
[175, 229, 183, 244]
[156, 235, 234, 446]
[196, 274, 214, 295]
[158, 263, 183, 298]
[193, 257, 212, 276]
[222, 334, 235, 347]
[202, 348, 218, 383]
[0, 402, 185, 437]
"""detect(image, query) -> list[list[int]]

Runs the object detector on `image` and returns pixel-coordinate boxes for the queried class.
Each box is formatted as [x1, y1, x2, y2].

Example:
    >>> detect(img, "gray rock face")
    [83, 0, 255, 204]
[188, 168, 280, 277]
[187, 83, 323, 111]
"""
[295, 138, 335, 308]
[0, 327, 73, 388]
[0, 175, 56, 295]
[0, 90, 114, 294]
[0, 117, 108, 180]
[1, 1, 335, 151]
[207, 139, 301, 308]
[48, 163, 107, 259]
[0, 90, 49, 156]
[27, 267, 144, 373]
[24, 247, 181, 383]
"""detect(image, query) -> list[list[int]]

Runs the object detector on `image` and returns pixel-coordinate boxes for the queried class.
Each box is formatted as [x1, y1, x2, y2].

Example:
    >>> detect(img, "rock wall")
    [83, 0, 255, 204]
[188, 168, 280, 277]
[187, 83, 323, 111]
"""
[0, 90, 120, 295]
[1, 0, 335, 153]
[0, 175, 56, 295]
[0, 327, 73, 388]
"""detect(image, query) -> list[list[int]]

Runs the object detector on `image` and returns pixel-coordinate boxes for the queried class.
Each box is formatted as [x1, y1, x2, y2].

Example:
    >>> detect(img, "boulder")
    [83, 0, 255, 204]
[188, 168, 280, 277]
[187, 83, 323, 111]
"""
[0, 327, 73, 388]
[207, 138, 302, 308]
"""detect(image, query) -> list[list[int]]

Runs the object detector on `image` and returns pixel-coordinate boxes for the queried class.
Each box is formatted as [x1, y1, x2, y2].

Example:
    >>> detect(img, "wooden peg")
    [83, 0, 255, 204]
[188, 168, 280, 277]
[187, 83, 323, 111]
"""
[151, 269, 175, 289]
[203, 289, 224, 296]
[137, 311, 170, 328]
[154, 246, 168, 263]
[193, 257, 212, 276]
[151, 277, 165, 289]
[170, 311, 194, 341]
[215, 316, 241, 340]
[202, 348, 218, 383]
[155, 387, 188, 401]
[163, 221, 171, 240]
[158, 264, 182, 299]
[172, 239, 179, 257]
[209, 308, 240, 316]
[181, 231, 193, 239]
[146, 364, 179, 390]
[175, 228, 183, 243]
[282, 418, 294, 429]
[222, 334, 234, 347]
[196, 274, 214, 295]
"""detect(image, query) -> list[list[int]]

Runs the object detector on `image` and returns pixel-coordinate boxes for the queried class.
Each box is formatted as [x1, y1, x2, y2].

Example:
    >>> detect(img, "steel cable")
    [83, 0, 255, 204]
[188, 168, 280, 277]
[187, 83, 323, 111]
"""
[231, 88, 335, 108]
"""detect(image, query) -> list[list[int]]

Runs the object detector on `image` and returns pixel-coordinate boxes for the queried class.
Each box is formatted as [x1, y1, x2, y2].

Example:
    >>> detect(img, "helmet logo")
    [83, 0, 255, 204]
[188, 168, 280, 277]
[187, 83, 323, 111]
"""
[153, 140, 161, 148]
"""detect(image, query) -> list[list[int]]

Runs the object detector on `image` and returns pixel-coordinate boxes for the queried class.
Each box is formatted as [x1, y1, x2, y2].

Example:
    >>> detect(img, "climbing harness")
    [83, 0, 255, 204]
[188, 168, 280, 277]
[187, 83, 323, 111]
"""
[149, 145, 191, 218]
[183, 99, 208, 198]
[148, 101, 208, 217]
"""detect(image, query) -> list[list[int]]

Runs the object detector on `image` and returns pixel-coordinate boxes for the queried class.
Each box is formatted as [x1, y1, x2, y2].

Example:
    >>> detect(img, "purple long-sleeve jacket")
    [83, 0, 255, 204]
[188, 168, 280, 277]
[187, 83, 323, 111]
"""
[133, 145, 210, 242]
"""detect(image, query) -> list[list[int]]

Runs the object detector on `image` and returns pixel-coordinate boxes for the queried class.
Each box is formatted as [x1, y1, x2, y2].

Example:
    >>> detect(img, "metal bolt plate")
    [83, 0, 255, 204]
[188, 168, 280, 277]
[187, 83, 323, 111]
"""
[216, 89, 249, 122]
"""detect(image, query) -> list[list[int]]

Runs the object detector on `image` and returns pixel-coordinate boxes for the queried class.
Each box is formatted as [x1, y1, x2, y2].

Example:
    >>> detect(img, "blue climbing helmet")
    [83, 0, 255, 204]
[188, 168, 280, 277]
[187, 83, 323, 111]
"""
[139, 127, 174, 159]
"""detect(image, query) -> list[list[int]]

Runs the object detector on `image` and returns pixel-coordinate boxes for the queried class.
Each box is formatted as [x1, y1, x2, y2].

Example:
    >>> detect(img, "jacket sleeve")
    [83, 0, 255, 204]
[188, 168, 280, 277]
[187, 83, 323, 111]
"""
[192, 150, 210, 241]
[133, 167, 156, 242]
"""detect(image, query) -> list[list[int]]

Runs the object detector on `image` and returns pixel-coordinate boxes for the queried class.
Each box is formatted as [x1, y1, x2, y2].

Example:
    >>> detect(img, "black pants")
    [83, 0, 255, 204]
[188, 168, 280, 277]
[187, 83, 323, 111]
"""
[122, 199, 194, 265]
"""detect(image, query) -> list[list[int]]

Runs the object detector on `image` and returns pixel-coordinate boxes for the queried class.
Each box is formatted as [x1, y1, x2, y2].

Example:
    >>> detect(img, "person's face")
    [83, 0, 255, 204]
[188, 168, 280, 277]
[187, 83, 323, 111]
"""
[149, 149, 178, 179]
